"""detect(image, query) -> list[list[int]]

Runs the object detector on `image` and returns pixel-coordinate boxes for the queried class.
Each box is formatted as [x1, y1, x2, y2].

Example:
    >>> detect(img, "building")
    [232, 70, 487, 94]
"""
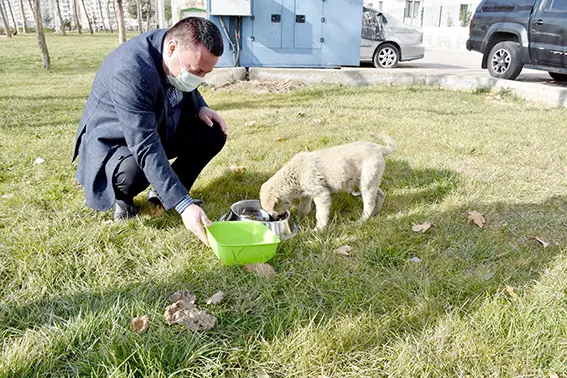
[364, 0, 479, 28]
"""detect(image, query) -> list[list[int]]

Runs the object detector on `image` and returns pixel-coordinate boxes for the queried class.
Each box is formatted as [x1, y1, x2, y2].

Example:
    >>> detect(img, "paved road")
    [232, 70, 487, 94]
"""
[394, 49, 566, 88]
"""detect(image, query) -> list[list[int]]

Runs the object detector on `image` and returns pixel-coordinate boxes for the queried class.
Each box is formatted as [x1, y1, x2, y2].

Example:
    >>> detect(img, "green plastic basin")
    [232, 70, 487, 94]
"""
[206, 221, 280, 266]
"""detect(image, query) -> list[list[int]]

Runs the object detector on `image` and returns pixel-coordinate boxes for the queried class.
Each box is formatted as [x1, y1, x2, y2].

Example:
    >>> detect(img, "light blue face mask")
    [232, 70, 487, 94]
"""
[167, 43, 204, 92]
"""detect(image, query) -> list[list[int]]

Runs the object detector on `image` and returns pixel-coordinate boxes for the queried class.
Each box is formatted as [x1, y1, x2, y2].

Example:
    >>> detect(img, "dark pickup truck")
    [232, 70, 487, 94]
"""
[466, 0, 567, 81]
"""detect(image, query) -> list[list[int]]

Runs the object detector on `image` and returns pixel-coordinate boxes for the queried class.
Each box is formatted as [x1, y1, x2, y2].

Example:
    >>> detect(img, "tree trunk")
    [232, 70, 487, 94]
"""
[80, 0, 93, 33]
[18, 0, 28, 33]
[96, 0, 105, 31]
[115, 0, 125, 43]
[6, 0, 18, 35]
[26, 0, 33, 16]
[0, 2, 11, 36]
[72, 0, 81, 33]
[54, 0, 65, 34]
[136, 0, 142, 33]
[32, 0, 50, 69]
[106, 0, 113, 32]
[0, 0, 11, 37]
[145, 0, 150, 31]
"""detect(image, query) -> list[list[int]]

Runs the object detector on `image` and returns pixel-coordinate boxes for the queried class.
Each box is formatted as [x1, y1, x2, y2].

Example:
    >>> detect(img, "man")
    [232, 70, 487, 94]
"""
[72, 17, 226, 246]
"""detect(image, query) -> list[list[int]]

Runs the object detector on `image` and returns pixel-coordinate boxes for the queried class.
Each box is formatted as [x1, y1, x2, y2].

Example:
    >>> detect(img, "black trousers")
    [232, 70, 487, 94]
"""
[113, 118, 226, 205]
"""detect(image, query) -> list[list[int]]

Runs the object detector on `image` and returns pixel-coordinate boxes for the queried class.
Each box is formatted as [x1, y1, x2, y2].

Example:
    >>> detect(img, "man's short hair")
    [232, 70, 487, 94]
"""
[165, 17, 224, 57]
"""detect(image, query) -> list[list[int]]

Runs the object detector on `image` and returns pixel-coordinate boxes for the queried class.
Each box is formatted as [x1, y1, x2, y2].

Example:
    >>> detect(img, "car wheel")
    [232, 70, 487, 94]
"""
[373, 43, 399, 69]
[487, 41, 523, 80]
[549, 72, 567, 82]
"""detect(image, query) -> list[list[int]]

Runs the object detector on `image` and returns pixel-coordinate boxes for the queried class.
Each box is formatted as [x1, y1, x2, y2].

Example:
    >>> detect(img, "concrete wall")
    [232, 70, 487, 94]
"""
[422, 26, 470, 50]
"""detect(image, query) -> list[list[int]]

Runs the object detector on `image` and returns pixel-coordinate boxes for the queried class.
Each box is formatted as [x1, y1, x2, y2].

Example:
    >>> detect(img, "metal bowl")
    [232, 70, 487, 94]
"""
[220, 200, 299, 240]
[230, 199, 271, 222]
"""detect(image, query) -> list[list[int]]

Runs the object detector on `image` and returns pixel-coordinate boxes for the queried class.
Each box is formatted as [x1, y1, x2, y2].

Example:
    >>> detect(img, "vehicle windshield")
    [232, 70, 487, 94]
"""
[363, 7, 407, 27]
[381, 13, 406, 27]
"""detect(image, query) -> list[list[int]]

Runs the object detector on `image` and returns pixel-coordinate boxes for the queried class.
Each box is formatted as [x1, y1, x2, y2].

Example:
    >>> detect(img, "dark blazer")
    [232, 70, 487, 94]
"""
[72, 29, 207, 211]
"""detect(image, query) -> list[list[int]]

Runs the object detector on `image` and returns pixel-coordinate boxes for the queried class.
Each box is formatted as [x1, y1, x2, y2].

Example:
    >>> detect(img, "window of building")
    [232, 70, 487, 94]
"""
[459, 4, 472, 26]
[404, 0, 420, 18]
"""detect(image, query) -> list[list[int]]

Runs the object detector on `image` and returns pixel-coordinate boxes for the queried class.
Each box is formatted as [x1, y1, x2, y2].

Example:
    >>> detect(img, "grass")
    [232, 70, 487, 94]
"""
[2, 32, 567, 377]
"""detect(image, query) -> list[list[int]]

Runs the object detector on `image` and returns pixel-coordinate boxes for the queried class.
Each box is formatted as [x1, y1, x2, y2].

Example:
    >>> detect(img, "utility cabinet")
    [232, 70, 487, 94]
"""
[208, 0, 363, 68]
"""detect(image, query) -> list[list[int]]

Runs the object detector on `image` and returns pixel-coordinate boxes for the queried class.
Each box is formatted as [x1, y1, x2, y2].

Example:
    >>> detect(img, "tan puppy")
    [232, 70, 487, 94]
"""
[260, 135, 396, 230]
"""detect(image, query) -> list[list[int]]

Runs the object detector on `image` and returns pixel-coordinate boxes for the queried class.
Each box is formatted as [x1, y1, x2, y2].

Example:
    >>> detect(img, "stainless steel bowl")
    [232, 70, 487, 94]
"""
[220, 199, 299, 240]
[230, 199, 271, 221]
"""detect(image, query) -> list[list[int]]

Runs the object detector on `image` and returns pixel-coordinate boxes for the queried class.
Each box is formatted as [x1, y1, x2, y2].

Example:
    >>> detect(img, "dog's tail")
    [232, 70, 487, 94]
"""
[371, 133, 396, 156]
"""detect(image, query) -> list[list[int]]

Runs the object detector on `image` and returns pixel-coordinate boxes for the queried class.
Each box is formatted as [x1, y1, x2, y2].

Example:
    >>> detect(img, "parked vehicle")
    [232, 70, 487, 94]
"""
[360, 8, 425, 69]
[466, 0, 567, 81]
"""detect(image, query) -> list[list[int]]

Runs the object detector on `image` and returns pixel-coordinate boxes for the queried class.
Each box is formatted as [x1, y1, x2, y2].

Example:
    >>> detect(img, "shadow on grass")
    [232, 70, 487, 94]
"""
[3, 164, 567, 375]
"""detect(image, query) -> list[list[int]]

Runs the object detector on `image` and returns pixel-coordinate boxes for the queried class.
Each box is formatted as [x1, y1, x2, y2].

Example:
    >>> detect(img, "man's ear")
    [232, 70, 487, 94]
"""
[166, 39, 177, 56]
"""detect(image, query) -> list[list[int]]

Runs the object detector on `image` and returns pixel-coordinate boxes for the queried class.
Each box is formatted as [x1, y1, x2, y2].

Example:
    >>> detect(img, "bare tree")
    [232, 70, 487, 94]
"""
[0, 0, 11, 37]
[145, 0, 150, 31]
[80, 0, 93, 33]
[18, 0, 28, 33]
[54, 0, 65, 34]
[32, 0, 50, 69]
[26, 0, 33, 15]
[5, 0, 18, 35]
[72, 0, 81, 33]
[96, 0, 105, 31]
[135, 0, 141, 33]
[106, 0, 113, 32]
[115, 0, 125, 43]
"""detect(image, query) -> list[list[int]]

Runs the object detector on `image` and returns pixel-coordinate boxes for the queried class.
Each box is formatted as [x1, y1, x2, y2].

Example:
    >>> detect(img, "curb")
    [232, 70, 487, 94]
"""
[247, 68, 567, 108]
[204, 67, 247, 88]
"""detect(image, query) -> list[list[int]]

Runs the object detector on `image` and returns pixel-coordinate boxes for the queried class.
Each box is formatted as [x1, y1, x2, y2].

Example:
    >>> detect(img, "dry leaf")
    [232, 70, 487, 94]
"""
[244, 121, 257, 127]
[297, 112, 306, 118]
[506, 285, 518, 299]
[243, 263, 277, 279]
[274, 137, 285, 142]
[230, 165, 247, 174]
[468, 211, 486, 228]
[206, 291, 224, 305]
[169, 291, 195, 304]
[534, 237, 549, 248]
[548, 373, 559, 378]
[132, 315, 150, 333]
[34, 157, 45, 165]
[313, 119, 321, 124]
[409, 256, 423, 263]
[164, 291, 216, 331]
[334, 245, 353, 256]
[412, 221, 433, 233]
[1, 194, 13, 199]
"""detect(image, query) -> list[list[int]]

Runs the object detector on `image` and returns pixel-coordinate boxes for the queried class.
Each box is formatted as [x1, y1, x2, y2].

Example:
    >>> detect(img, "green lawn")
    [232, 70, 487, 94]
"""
[2, 32, 567, 377]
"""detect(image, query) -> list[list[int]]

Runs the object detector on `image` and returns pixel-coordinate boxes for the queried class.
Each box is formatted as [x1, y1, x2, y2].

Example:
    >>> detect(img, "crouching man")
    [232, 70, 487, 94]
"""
[72, 17, 226, 246]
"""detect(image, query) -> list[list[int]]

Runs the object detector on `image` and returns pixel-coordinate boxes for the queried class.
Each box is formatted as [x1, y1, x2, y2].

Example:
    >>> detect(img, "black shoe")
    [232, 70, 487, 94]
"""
[147, 187, 204, 206]
[113, 200, 139, 220]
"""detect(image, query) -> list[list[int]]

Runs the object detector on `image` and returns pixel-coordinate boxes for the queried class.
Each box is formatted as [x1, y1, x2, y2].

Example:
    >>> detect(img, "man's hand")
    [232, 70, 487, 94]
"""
[181, 204, 212, 246]
[199, 107, 227, 134]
